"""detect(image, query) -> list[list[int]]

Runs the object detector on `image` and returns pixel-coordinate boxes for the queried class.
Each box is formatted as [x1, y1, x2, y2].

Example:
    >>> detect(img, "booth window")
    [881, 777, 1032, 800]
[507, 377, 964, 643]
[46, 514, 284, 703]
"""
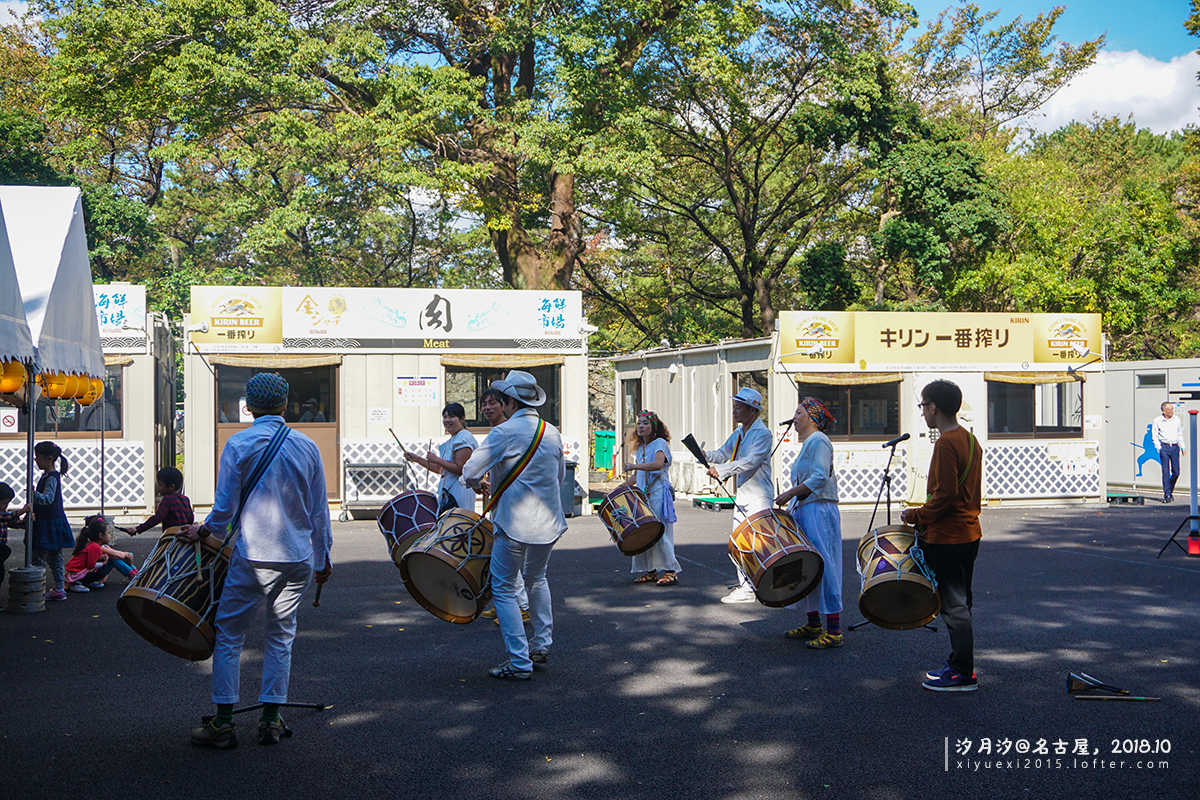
[987, 378, 1082, 438]
[446, 365, 561, 429]
[4, 365, 123, 438]
[621, 378, 642, 428]
[734, 371, 769, 425]
[794, 379, 900, 440]
[1136, 374, 1166, 389]
[216, 365, 337, 424]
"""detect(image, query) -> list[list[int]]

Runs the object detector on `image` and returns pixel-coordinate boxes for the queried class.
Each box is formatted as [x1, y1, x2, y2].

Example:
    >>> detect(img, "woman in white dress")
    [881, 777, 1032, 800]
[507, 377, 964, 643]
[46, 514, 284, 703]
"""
[404, 403, 478, 513]
[623, 410, 680, 586]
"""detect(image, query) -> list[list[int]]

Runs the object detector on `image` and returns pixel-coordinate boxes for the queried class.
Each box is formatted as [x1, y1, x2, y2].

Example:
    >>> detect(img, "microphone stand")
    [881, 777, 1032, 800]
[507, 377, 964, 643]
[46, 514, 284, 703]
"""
[769, 419, 794, 459]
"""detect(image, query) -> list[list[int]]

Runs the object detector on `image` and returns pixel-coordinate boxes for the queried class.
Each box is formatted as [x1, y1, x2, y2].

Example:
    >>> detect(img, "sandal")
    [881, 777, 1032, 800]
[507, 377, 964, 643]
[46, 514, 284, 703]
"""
[633, 571, 658, 584]
[656, 571, 678, 586]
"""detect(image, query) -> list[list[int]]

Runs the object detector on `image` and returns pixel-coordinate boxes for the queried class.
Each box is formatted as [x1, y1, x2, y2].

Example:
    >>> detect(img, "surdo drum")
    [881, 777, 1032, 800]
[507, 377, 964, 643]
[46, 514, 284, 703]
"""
[117, 527, 233, 660]
[856, 525, 940, 630]
[400, 508, 495, 624]
[597, 484, 664, 556]
[728, 509, 824, 607]
[377, 490, 439, 569]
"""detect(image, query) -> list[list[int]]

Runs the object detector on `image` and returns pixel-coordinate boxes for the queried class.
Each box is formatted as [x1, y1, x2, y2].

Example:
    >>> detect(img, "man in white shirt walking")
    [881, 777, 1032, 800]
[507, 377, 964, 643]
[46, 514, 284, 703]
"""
[1152, 401, 1185, 503]
[705, 387, 773, 603]
[462, 371, 567, 680]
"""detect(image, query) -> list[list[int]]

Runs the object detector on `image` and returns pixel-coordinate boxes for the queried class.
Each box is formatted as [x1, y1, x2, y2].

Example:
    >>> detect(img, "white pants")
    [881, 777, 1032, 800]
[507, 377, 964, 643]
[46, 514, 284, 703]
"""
[631, 522, 680, 574]
[490, 530, 554, 672]
[211, 557, 312, 705]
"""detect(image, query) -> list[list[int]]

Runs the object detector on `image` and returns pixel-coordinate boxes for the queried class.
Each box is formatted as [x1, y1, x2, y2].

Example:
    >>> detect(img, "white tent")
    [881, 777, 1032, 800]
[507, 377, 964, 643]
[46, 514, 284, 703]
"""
[0, 199, 34, 365]
[0, 186, 106, 580]
[0, 186, 104, 378]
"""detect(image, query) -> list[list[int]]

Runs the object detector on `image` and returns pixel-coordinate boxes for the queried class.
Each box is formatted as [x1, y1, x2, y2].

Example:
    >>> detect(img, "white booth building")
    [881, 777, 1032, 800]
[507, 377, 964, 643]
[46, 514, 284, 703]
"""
[1104, 358, 1200, 498]
[183, 286, 590, 518]
[613, 311, 1107, 508]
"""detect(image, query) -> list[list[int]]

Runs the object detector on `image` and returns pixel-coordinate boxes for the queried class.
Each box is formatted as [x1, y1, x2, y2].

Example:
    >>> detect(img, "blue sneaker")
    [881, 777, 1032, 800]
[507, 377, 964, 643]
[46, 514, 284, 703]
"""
[926, 661, 951, 681]
[923, 670, 977, 692]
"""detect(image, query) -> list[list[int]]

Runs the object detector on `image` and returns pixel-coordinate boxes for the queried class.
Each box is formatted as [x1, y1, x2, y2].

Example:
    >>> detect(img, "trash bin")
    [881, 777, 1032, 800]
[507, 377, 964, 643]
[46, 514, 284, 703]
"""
[594, 430, 615, 470]
[562, 461, 578, 517]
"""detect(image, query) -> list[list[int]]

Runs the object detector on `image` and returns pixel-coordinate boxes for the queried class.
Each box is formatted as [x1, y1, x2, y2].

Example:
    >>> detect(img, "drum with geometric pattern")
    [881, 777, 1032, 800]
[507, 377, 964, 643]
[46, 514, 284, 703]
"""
[597, 484, 663, 556]
[728, 509, 824, 607]
[400, 509, 495, 624]
[856, 525, 940, 630]
[116, 528, 233, 660]
[378, 491, 439, 569]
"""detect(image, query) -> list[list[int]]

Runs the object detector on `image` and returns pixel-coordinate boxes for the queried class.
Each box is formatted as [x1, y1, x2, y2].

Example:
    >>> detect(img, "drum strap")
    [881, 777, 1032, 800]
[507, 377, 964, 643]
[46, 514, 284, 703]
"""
[227, 422, 292, 545]
[481, 417, 547, 518]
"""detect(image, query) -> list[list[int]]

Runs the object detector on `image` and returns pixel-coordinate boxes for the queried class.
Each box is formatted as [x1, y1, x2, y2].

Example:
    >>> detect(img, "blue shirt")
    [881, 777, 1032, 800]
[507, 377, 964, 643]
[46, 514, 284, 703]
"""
[787, 431, 839, 510]
[206, 415, 332, 567]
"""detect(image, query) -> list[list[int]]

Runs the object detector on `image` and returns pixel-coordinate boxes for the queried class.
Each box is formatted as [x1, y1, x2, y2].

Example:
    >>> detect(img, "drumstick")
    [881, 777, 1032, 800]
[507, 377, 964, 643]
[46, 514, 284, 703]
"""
[682, 433, 730, 494]
[193, 540, 202, 571]
[313, 583, 323, 608]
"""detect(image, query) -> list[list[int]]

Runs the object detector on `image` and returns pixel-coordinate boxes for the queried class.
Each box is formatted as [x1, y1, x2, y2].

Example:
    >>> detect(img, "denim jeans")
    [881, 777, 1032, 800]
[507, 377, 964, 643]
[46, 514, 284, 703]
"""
[490, 529, 554, 672]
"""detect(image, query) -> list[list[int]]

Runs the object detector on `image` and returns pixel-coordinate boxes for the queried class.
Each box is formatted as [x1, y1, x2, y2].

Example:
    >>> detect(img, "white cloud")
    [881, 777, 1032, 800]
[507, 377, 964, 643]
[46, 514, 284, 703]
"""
[2, 1, 28, 24]
[1029, 50, 1200, 135]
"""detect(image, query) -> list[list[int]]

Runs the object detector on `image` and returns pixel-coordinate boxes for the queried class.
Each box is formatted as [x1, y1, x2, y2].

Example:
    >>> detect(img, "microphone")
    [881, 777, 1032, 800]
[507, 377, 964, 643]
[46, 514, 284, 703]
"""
[882, 433, 910, 448]
[779, 418, 794, 426]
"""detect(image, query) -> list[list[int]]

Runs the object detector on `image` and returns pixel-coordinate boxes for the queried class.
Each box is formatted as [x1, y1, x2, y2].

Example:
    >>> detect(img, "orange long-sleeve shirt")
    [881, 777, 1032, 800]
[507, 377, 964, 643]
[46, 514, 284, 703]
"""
[907, 426, 982, 545]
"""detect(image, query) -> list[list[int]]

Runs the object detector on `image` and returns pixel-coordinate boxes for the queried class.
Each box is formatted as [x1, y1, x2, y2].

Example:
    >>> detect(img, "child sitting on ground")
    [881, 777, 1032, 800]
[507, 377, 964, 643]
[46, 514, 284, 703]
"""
[65, 515, 136, 593]
[117, 467, 194, 535]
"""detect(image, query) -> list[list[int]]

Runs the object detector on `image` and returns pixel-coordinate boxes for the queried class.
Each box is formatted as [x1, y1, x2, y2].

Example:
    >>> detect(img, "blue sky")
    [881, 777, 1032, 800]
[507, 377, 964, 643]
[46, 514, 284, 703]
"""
[908, 1, 1196, 61]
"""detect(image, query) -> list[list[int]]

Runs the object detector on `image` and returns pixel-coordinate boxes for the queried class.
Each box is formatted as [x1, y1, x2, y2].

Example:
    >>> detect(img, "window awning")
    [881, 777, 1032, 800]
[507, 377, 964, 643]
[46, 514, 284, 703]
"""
[441, 354, 565, 369]
[104, 355, 134, 367]
[210, 354, 343, 369]
[984, 371, 1083, 384]
[793, 372, 902, 386]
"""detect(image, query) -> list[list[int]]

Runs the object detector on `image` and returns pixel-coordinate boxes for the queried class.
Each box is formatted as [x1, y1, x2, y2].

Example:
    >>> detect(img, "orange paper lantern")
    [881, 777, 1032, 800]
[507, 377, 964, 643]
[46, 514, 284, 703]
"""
[0, 360, 27, 394]
[78, 378, 104, 406]
[38, 373, 69, 398]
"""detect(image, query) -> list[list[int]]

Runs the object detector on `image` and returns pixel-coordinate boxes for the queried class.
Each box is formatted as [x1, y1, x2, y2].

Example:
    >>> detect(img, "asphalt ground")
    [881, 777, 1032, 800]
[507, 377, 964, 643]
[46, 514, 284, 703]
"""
[2, 501, 1198, 800]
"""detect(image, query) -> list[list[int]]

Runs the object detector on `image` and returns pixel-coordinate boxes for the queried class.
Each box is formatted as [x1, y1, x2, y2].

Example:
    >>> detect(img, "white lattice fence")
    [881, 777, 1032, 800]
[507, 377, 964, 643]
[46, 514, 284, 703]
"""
[780, 446, 907, 504]
[342, 435, 584, 507]
[0, 441, 145, 508]
[985, 442, 1101, 498]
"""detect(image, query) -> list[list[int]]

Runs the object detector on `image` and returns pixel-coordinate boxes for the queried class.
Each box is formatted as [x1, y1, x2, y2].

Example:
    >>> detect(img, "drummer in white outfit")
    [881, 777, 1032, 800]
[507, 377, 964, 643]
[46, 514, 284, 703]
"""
[705, 387, 773, 604]
[623, 410, 680, 586]
[462, 371, 568, 680]
[404, 403, 477, 513]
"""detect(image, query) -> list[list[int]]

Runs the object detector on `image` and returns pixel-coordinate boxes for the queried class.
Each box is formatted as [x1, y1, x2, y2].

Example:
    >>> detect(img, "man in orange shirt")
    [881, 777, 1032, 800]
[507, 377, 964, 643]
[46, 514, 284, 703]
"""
[901, 379, 983, 692]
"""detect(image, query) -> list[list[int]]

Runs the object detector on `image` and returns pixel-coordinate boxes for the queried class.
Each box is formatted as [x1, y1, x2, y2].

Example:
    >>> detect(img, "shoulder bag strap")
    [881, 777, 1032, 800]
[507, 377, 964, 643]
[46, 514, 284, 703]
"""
[225, 421, 292, 545]
[481, 417, 547, 517]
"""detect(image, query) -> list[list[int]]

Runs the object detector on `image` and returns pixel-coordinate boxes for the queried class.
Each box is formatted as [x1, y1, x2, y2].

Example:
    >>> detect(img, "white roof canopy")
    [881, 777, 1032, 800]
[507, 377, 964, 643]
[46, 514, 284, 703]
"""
[0, 186, 104, 378]
[0, 199, 34, 364]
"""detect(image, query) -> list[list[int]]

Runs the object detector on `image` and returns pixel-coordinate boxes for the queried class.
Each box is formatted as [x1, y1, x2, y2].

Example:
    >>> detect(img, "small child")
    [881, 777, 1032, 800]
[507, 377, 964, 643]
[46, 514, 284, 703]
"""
[0, 481, 30, 600]
[31, 441, 73, 601]
[65, 515, 136, 592]
[117, 467, 194, 535]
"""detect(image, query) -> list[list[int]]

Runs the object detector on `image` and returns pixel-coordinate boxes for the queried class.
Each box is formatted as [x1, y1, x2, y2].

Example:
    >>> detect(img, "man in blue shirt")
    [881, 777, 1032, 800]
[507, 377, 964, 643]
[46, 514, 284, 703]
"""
[183, 373, 332, 748]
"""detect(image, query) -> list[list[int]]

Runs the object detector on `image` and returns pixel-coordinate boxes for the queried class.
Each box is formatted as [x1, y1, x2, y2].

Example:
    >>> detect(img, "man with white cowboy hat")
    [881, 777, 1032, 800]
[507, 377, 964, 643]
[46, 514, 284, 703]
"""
[705, 386, 773, 603]
[462, 370, 568, 680]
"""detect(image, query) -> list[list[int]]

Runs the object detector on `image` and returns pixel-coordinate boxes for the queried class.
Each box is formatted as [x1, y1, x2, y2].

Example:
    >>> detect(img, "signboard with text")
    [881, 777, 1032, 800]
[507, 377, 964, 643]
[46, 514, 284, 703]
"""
[188, 286, 584, 354]
[93, 285, 147, 353]
[779, 311, 1102, 371]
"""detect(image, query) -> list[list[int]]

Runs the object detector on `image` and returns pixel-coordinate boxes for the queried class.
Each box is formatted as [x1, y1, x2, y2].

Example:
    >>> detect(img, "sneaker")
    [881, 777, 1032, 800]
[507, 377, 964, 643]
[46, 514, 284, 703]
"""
[481, 607, 498, 619]
[530, 649, 548, 665]
[191, 718, 238, 749]
[257, 716, 286, 745]
[925, 662, 951, 681]
[90, 582, 105, 590]
[720, 586, 757, 604]
[805, 632, 845, 649]
[922, 670, 978, 692]
[488, 662, 532, 680]
[784, 624, 824, 640]
[46, 589, 67, 601]
[67, 583, 90, 593]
